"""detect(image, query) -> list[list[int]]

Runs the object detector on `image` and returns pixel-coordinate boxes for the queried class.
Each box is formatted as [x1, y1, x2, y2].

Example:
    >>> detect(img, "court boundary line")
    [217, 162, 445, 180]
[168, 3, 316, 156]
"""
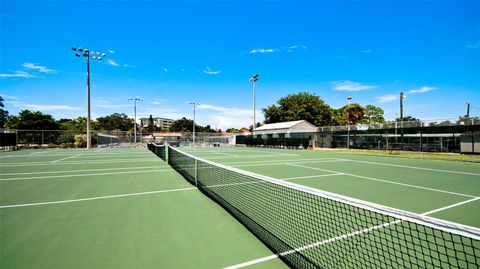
[0, 187, 197, 208]
[223, 197, 480, 269]
[0, 168, 172, 181]
[0, 158, 161, 167]
[0, 165, 168, 176]
[51, 154, 82, 163]
[346, 159, 480, 176]
[287, 163, 477, 198]
[217, 158, 480, 176]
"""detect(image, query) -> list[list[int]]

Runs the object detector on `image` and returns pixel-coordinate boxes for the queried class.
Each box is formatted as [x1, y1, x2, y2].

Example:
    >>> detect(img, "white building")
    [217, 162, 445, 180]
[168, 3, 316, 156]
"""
[253, 120, 318, 137]
[139, 117, 174, 129]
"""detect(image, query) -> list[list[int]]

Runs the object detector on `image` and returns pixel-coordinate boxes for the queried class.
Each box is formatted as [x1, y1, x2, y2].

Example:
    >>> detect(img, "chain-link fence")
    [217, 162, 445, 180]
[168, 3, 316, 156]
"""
[235, 117, 480, 155]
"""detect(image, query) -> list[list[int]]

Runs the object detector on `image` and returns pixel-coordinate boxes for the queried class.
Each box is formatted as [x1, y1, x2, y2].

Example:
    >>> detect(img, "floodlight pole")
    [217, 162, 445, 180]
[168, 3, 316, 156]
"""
[347, 96, 352, 149]
[250, 74, 259, 130]
[129, 98, 142, 143]
[188, 102, 200, 144]
[72, 47, 107, 149]
[464, 102, 470, 117]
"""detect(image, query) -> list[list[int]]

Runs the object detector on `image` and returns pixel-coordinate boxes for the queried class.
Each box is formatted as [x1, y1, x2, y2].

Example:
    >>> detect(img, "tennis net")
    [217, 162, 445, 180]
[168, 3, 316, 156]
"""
[147, 143, 166, 161]
[165, 145, 479, 268]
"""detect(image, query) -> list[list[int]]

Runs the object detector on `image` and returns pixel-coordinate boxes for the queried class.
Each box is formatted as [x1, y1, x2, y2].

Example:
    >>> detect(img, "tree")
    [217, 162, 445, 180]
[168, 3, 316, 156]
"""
[170, 117, 215, 132]
[96, 113, 133, 131]
[332, 104, 365, 125]
[58, 117, 89, 131]
[263, 92, 333, 126]
[345, 104, 365, 125]
[226, 128, 239, 133]
[362, 105, 385, 124]
[170, 117, 195, 132]
[147, 115, 154, 133]
[0, 96, 9, 128]
[7, 110, 59, 130]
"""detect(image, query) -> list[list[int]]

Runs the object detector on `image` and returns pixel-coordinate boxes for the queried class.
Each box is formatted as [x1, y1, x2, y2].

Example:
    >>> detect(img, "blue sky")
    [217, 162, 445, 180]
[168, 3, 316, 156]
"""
[1, 0, 479, 129]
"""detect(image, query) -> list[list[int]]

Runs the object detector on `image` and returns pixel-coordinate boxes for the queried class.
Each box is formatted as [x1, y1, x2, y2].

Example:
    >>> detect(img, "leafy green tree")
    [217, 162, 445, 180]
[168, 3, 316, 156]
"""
[362, 105, 385, 124]
[226, 128, 239, 133]
[170, 117, 194, 132]
[96, 113, 133, 131]
[333, 104, 365, 125]
[58, 117, 89, 131]
[170, 117, 215, 132]
[0, 96, 9, 128]
[7, 110, 59, 130]
[345, 104, 365, 125]
[263, 92, 333, 126]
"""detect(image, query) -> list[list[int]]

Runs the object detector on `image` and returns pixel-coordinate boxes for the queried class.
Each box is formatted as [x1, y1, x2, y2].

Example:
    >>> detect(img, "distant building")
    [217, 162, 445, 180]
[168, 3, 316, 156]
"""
[139, 117, 174, 129]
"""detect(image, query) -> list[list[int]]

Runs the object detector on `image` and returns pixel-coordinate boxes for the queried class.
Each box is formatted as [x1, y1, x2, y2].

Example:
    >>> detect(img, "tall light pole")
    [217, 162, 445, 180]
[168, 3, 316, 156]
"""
[249, 74, 259, 130]
[400, 92, 406, 143]
[128, 98, 142, 143]
[347, 96, 352, 149]
[72, 47, 107, 149]
[188, 101, 200, 144]
[464, 102, 470, 117]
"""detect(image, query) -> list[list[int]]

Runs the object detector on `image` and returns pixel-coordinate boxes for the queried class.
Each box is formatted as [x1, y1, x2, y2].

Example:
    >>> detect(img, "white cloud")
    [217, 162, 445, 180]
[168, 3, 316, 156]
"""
[0, 71, 35, 78]
[249, 48, 278, 54]
[94, 98, 130, 109]
[162, 67, 168, 72]
[203, 67, 221, 75]
[361, 49, 372, 53]
[0, 93, 17, 99]
[22, 104, 81, 111]
[408, 86, 435, 94]
[106, 59, 119, 67]
[466, 41, 480, 50]
[108, 50, 116, 54]
[22, 62, 56, 73]
[152, 101, 162, 105]
[123, 63, 136, 68]
[330, 80, 378, 91]
[196, 103, 259, 129]
[376, 94, 398, 103]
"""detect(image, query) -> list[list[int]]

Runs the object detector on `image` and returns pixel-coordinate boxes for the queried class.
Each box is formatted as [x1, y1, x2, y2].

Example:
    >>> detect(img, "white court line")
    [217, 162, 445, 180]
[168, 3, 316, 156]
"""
[0, 165, 167, 176]
[0, 187, 197, 209]
[280, 174, 344, 181]
[0, 158, 160, 167]
[209, 151, 239, 157]
[287, 163, 476, 198]
[223, 197, 480, 269]
[222, 158, 345, 166]
[232, 159, 347, 168]
[346, 159, 480, 176]
[0, 168, 171, 181]
[51, 154, 82, 163]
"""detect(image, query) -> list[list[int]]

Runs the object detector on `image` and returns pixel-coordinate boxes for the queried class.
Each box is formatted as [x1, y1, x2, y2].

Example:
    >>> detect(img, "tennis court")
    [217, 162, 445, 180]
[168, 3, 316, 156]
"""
[1, 146, 479, 268]
[0, 148, 288, 269]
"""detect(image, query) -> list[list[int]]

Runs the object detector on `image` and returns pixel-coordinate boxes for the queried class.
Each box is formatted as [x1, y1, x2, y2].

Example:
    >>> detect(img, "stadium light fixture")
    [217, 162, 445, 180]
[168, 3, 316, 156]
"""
[72, 46, 107, 149]
[188, 101, 200, 145]
[249, 74, 259, 130]
[128, 98, 143, 143]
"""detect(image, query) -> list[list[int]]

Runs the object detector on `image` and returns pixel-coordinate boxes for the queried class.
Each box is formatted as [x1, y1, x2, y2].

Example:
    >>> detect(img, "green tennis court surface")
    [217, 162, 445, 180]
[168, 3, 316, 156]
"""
[0, 148, 287, 269]
[1, 146, 479, 268]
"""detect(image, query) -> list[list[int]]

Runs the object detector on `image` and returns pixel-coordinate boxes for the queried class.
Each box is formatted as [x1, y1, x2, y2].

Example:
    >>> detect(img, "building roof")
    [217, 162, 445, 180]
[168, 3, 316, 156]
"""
[253, 120, 316, 131]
